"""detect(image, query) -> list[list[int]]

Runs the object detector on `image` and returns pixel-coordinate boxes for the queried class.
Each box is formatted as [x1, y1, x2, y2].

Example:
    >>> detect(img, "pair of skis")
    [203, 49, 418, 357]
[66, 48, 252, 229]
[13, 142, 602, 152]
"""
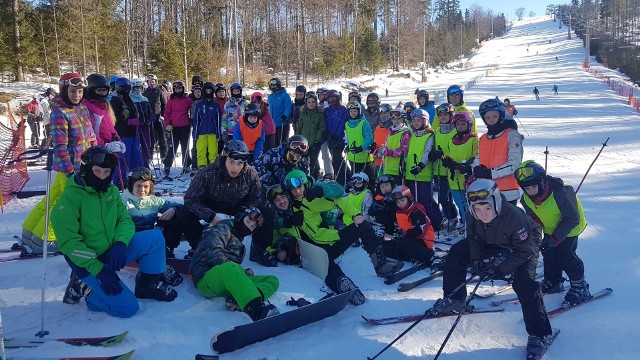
[3, 331, 134, 360]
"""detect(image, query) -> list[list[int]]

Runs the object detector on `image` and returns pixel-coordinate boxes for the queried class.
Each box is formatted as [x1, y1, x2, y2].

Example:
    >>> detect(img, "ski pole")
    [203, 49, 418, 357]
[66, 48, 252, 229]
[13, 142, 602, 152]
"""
[367, 274, 480, 360]
[514, 115, 530, 136]
[0, 309, 5, 360]
[412, 154, 419, 203]
[576, 137, 609, 193]
[544, 146, 549, 171]
[433, 275, 487, 360]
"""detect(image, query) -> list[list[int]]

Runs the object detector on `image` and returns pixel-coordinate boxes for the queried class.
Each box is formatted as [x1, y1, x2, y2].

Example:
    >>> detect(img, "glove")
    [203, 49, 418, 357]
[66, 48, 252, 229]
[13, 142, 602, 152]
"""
[283, 211, 304, 227]
[304, 185, 324, 202]
[410, 162, 426, 175]
[441, 156, 456, 169]
[165, 124, 173, 132]
[482, 266, 503, 281]
[456, 163, 472, 175]
[542, 234, 562, 250]
[121, 108, 129, 119]
[428, 149, 444, 162]
[105, 141, 126, 154]
[473, 165, 492, 179]
[349, 145, 363, 154]
[513, 109, 518, 116]
[96, 268, 123, 296]
[106, 242, 128, 271]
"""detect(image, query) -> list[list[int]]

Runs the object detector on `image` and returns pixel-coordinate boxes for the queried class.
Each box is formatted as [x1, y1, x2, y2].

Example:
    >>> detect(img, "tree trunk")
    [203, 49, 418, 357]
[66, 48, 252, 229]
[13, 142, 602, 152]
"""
[12, 0, 23, 81]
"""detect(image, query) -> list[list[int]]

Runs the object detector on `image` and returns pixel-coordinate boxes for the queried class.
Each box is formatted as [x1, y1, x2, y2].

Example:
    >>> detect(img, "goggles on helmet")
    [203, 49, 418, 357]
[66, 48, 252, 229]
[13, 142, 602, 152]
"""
[467, 188, 493, 202]
[82, 152, 116, 168]
[515, 167, 536, 181]
[246, 210, 265, 227]
[128, 168, 154, 182]
[287, 176, 307, 188]
[289, 141, 308, 152]
[60, 76, 88, 87]
[351, 174, 367, 183]
[267, 184, 286, 201]
[389, 111, 404, 119]
[269, 80, 278, 86]
[377, 175, 392, 184]
[447, 86, 462, 95]
[228, 152, 249, 163]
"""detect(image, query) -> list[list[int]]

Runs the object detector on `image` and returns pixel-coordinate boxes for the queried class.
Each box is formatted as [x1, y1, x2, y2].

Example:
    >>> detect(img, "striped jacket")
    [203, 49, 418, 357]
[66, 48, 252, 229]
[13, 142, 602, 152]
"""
[50, 95, 97, 174]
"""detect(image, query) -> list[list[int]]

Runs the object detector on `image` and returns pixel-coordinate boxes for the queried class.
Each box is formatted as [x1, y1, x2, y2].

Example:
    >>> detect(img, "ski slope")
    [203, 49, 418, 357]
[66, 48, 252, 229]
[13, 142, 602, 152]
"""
[2, 16, 640, 359]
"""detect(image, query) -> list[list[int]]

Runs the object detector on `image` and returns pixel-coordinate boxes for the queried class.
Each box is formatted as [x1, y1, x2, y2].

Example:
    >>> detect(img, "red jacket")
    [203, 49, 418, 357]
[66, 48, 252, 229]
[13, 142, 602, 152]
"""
[164, 94, 193, 128]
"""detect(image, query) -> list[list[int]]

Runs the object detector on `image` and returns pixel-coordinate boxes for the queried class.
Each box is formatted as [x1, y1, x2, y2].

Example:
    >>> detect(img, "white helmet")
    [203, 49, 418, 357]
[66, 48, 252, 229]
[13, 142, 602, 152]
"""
[466, 179, 502, 218]
[351, 172, 369, 184]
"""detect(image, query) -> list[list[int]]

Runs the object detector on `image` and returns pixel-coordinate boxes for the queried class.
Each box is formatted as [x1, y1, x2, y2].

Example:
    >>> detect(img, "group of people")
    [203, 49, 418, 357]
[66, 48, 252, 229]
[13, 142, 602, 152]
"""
[18, 73, 591, 358]
[24, 88, 56, 149]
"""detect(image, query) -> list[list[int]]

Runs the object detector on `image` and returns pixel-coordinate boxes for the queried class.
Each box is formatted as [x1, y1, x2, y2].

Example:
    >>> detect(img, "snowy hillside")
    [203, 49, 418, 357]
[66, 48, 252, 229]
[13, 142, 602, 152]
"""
[2, 16, 640, 359]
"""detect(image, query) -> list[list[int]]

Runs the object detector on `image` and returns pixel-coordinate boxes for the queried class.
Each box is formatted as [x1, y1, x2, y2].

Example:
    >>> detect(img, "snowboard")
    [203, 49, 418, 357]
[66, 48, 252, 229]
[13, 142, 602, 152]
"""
[209, 290, 353, 354]
[297, 239, 329, 280]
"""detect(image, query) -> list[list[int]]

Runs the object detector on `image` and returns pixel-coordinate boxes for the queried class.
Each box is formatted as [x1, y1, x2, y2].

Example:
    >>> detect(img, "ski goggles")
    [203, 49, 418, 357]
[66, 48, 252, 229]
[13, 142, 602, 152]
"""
[351, 174, 367, 183]
[377, 175, 392, 184]
[246, 210, 265, 227]
[515, 167, 535, 181]
[94, 88, 110, 95]
[267, 184, 286, 201]
[447, 87, 462, 95]
[269, 80, 279, 86]
[436, 105, 450, 114]
[60, 76, 88, 88]
[228, 151, 249, 163]
[128, 168, 155, 182]
[287, 176, 307, 188]
[391, 188, 410, 200]
[289, 141, 308, 153]
[389, 111, 404, 119]
[83, 152, 117, 168]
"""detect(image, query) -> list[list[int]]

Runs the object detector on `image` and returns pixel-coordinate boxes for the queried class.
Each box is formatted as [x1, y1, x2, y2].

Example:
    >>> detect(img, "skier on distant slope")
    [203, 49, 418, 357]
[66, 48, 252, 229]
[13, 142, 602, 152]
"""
[533, 87, 540, 101]
[515, 161, 591, 305]
[430, 179, 553, 359]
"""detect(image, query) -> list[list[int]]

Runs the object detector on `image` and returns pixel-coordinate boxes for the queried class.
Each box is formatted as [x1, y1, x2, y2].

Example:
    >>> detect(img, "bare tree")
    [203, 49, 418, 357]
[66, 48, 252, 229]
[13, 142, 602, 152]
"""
[515, 7, 525, 21]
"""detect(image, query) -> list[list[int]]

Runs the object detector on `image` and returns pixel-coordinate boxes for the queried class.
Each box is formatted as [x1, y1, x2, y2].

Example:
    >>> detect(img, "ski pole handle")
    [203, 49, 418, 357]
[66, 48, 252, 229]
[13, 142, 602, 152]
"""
[8, 149, 53, 165]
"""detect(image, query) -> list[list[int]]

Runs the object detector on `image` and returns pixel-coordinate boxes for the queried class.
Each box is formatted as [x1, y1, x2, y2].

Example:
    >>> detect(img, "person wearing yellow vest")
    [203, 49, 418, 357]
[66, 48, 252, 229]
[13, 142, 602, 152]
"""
[405, 109, 442, 230]
[378, 108, 410, 184]
[515, 160, 591, 306]
[345, 173, 374, 224]
[383, 186, 441, 270]
[345, 101, 375, 186]
[441, 111, 478, 231]
[233, 103, 265, 164]
[430, 103, 459, 230]
[474, 98, 523, 205]
[441, 85, 477, 133]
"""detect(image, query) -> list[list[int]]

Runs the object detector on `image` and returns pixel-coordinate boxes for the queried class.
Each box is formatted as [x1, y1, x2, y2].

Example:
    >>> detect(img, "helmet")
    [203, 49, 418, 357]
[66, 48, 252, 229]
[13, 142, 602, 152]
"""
[45, 87, 57, 97]
[202, 82, 215, 99]
[115, 78, 131, 94]
[214, 83, 227, 97]
[447, 85, 464, 104]
[245, 103, 261, 118]
[376, 174, 395, 187]
[366, 92, 380, 104]
[223, 140, 250, 161]
[325, 89, 340, 100]
[379, 103, 393, 113]
[346, 101, 361, 118]
[504, 98, 511, 105]
[351, 172, 369, 184]
[191, 75, 203, 87]
[126, 167, 155, 193]
[230, 82, 243, 92]
[287, 134, 309, 156]
[466, 179, 502, 218]
[268, 78, 281, 90]
[452, 111, 473, 127]
[146, 74, 158, 81]
[108, 75, 119, 85]
[403, 101, 417, 115]
[284, 169, 309, 189]
[348, 91, 361, 103]
[478, 98, 505, 123]
[172, 80, 185, 89]
[316, 87, 328, 96]
[81, 146, 118, 169]
[436, 102, 454, 115]
[416, 89, 429, 101]
[58, 72, 87, 91]
[304, 91, 318, 101]
[234, 207, 264, 237]
[410, 109, 430, 128]
[266, 184, 287, 202]
[389, 108, 406, 121]
[86, 74, 109, 89]
[161, 80, 171, 91]
[295, 85, 307, 94]
[130, 79, 145, 89]
[515, 160, 546, 189]
[391, 185, 413, 201]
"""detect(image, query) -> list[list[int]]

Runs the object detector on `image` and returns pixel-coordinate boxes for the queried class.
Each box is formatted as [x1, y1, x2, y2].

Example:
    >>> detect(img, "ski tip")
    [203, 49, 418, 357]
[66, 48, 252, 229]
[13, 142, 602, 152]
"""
[116, 350, 136, 360]
[195, 355, 220, 360]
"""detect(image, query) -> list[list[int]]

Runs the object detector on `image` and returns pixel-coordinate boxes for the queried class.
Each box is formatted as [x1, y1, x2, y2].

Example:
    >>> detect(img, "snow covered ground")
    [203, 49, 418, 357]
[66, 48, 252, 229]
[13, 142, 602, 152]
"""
[2, 16, 640, 359]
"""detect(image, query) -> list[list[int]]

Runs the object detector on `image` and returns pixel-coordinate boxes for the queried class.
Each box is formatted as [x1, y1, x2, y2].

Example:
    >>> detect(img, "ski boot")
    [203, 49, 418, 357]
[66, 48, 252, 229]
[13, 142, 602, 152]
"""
[369, 246, 404, 277]
[564, 278, 591, 305]
[249, 245, 278, 267]
[159, 264, 183, 287]
[526, 334, 549, 359]
[135, 273, 178, 302]
[243, 297, 279, 321]
[431, 297, 468, 314]
[63, 274, 92, 304]
[540, 279, 564, 295]
[336, 275, 366, 306]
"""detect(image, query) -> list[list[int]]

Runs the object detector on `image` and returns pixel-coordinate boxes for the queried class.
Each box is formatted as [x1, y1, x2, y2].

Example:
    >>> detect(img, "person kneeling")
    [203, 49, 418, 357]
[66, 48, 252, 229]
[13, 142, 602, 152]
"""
[191, 208, 280, 321]
[52, 147, 177, 318]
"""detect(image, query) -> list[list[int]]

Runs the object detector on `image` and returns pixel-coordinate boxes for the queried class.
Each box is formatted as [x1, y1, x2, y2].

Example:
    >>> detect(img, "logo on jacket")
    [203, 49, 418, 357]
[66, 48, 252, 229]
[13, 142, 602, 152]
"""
[516, 227, 528, 241]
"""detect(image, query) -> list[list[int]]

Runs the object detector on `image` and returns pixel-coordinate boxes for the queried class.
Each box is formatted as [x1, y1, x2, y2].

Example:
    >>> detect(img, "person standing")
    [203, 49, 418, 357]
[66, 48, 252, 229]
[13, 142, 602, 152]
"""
[192, 82, 222, 169]
[38, 88, 56, 149]
[130, 79, 154, 168]
[82, 74, 126, 158]
[110, 78, 144, 187]
[345, 101, 375, 185]
[443, 85, 477, 133]
[143, 74, 167, 159]
[294, 92, 325, 179]
[431, 179, 553, 359]
[515, 161, 591, 305]
[416, 90, 436, 125]
[162, 80, 193, 178]
[251, 92, 276, 152]
[552, 85, 558, 95]
[26, 97, 42, 148]
[533, 87, 541, 101]
[267, 78, 293, 146]
[323, 90, 349, 184]
[223, 82, 248, 148]
[503, 98, 518, 120]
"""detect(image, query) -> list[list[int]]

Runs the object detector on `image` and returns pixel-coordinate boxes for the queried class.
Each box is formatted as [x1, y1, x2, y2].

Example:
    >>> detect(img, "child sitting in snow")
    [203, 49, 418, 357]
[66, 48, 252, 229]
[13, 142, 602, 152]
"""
[121, 167, 203, 259]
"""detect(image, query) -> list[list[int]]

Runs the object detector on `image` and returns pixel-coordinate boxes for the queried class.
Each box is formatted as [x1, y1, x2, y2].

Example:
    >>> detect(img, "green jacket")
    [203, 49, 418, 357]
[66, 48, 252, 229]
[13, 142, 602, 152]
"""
[51, 175, 135, 276]
[295, 105, 326, 145]
[290, 192, 359, 245]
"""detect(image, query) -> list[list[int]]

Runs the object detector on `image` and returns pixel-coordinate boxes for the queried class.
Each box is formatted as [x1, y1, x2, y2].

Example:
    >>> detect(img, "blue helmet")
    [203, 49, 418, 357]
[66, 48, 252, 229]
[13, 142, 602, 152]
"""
[515, 160, 546, 189]
[478, 98, 505, 123]
[108, 75, 119, 85]
[115, 77, 131, 88]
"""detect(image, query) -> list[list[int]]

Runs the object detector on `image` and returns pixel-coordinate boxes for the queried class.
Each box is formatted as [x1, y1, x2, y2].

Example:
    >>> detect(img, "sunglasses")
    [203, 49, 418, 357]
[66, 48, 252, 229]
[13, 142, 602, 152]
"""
[61, 77, 88, 87]
[269, 81, 278, 86]
[289, 141, 308, 152]
[128, 169, 154, 181]
[515, 167, 535, 181]
[288, 176, 307, 188]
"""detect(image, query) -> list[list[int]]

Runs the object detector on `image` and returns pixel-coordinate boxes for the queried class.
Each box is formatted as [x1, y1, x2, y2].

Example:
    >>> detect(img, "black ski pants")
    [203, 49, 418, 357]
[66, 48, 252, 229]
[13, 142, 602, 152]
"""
[436, 175, 458, 220]
[541, 235, 584, 284]
[382, 237, 434, 264]
[156, 205, 203, 250]
[151, 118, 168, 158]
[163, 125, 191, 169]
[443, 238, 552, 337]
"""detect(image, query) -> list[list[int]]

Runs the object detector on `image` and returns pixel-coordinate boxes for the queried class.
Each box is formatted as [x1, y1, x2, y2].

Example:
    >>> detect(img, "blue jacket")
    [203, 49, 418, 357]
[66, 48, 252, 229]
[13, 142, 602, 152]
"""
[324, 104, 348, 146]
[267, 88, 292, 127]
[121, 190, 178, 231]
[419, 101, 436, 125]
[193, 99, 222, 137]
[345, 116, 373, 150]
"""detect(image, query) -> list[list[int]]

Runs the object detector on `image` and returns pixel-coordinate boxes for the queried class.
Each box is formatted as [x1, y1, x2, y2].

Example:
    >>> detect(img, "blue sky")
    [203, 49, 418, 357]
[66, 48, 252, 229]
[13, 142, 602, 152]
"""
[458, 0, 565, 21]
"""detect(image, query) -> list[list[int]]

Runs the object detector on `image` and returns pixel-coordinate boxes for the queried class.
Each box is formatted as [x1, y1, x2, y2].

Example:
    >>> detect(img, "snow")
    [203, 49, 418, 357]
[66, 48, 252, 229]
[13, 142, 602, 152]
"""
[2, 16, 640, 359]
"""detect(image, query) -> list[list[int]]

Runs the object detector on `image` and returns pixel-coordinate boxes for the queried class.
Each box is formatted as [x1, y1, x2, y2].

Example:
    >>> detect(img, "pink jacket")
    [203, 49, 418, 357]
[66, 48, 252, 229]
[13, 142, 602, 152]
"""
[164, 94, 193, 128]
[82, 99, 121, 146]
[251, 92, 275, 135]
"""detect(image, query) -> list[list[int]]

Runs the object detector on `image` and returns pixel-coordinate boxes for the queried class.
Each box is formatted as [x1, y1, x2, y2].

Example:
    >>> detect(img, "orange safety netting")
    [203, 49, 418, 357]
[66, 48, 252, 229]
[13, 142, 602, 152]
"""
[0, 103, 29, 209]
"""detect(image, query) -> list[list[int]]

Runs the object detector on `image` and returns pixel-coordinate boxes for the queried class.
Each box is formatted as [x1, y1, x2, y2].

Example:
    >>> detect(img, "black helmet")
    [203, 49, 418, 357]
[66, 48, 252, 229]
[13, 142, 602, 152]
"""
[126, 167, 155, 193]
[202, 82, 215, 99]
[223, 140, 250, 161]
[403, 101, 417, 115]
[479, 98, 506, 123]
[191, 75, 203, 87]
[348, 91, 362, 103]
[416, 89, 429, 101]
[230, 82, 243, 98]
[504, 98, 511, 105]
[79, 146, 118, 191]
[214, 83, 227, 98]
[366, 92, 380, 104]
[287, 134, 309, 156]
[86, 74, 109, 89]
[45, 87, 57, 97]
[295, 85, 307, 94]
[245, 103, 261, 118]
[233, 207, 264, 237]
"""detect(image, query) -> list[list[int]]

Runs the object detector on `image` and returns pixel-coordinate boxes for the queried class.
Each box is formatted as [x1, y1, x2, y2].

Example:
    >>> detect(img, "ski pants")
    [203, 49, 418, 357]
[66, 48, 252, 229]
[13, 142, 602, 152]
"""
[442, 238, 552, 337]
[298, 232, 357, 295]
[139, 125, 153, 168]
[541, 235, 585, 284]
[196, 134, 218, 168]
[436, 175, 458, 221]
[264, 134, 276, 153]
[150, 118, 168, 158]
[274, 124, 290, 148]
[406, 180, 442, 229]
[196, 262, 279, 309]
[113, 137, 144, 189]
[163, 126, 191, 169]
[76, 229, 167, 318]
[28, 119, 40, 146]
[22, 172, 68, 248]
[307, 143, 322, 179]
[451, 189, 468, 227]
[156, 205, 204, 250]
[320, 141, 334, 177]
[382, 237, 434, 264]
